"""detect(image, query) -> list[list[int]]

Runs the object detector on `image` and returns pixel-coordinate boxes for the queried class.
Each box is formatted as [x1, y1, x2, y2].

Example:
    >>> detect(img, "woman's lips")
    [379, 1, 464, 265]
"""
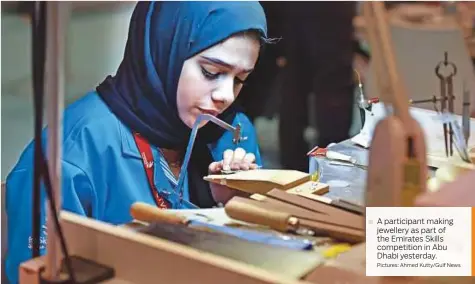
[198, 108, 219, 116]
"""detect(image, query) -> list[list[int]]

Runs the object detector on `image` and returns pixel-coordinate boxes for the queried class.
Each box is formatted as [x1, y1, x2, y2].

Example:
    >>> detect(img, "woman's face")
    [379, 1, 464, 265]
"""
[176, 35, 260, 128]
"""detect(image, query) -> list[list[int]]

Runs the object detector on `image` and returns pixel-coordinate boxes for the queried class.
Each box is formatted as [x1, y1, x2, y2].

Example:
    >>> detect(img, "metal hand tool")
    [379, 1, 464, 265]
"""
[176, 114, 247, 207]
[435, 52, 457, 157]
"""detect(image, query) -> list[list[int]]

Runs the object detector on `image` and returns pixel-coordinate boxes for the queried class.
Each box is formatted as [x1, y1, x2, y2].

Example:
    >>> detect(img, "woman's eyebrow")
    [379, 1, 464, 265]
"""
[200, 55, 253, 73]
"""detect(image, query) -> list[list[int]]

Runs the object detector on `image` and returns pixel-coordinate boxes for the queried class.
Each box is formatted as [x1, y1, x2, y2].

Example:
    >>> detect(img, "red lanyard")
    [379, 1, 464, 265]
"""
[132, 133, 170, 209]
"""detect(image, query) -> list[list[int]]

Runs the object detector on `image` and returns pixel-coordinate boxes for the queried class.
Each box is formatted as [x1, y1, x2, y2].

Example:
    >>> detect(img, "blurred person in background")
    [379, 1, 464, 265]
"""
[278, 2, 357, 172]
[238, 2, 357, 172]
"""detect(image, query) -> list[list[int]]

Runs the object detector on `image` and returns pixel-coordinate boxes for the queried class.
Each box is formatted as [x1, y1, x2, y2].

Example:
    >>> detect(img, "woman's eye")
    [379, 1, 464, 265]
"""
[201, 67, 219, 80]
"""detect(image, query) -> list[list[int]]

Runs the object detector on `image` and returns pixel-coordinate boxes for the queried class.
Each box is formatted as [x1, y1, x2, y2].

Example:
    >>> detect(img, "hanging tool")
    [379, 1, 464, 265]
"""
[435, 52, 457, 157]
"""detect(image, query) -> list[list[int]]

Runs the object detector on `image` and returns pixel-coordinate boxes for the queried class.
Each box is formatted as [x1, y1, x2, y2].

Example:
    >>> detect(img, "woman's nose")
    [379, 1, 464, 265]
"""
[211, 78, 235, 106]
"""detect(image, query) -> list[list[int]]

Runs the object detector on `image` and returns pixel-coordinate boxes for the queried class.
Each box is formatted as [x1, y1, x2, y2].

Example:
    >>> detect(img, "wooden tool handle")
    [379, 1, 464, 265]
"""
[130, 202, 188, 225]
[224, 197, 294, 232]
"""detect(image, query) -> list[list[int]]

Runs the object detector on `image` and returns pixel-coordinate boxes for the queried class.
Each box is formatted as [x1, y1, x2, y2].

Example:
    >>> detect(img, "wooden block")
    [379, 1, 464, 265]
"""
[250, 181, 329, 202]
[266, 190, 364, 228]
[20, 256, 46, 284]
[244, 199, 364, 244]
[204, 169, 310, 195]
[259, 197, 329, 220]
[286, 181, 329, 196]
[253, 189, 364, 230]
[294, 192, 333, 205]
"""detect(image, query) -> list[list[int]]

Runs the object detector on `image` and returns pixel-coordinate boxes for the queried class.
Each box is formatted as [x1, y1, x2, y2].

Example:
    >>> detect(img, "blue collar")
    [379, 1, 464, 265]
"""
[119, 121, 141, 159]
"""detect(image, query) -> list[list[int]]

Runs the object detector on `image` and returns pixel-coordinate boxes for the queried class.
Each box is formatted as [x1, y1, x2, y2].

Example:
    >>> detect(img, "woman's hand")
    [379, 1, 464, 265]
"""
[208, 147, 259, 205]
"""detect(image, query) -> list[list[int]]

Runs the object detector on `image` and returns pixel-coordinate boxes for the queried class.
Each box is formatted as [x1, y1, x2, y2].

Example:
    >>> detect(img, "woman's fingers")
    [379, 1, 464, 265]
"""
[208, 161, 223, 174]
[222, 149, 234, 171]
[243, 153, 256, 164]
[216, 148, 259, 173]
[238, 152, 255, 170]
[230, 147, 246, 170]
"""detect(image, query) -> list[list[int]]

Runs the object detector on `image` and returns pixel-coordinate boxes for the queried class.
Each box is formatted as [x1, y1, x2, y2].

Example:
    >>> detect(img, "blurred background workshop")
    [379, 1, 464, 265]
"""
[2, 1, 475, 284]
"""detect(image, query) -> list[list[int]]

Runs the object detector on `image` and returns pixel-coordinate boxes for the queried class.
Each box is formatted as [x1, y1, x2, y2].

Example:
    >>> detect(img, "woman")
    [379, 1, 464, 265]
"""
[5, 2, 268, 283]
